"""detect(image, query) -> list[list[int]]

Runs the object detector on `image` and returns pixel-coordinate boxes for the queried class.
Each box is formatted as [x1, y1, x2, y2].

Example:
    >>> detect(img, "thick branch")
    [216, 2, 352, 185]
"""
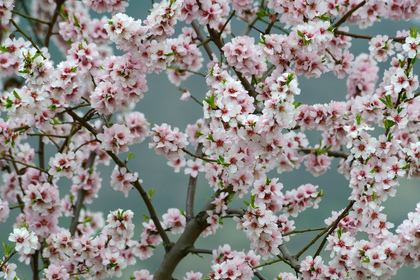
[186, 143, 204, 221]
[191, 21, 214, 60]
[154, 185, 235, 279]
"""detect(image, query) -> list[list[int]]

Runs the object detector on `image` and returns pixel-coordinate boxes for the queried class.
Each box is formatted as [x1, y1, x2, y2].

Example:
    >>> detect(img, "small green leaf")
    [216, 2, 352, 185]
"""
[203, 93, 217, 109]
[4, 97, 13, 109]
[250, 194, 256, 208]
[293, 101, 302, 109]
[384, 119, 395, 130]
[0, 46, 9, 53]
[356, 114, 361, 125]
[127, 152, 135, 162]
[149, 188, 155, 199]
[73, 15, 80, 28]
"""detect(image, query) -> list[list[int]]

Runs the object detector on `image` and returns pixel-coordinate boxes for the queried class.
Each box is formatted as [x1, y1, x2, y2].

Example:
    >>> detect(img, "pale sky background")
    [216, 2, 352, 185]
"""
[1, 1, 420, 279]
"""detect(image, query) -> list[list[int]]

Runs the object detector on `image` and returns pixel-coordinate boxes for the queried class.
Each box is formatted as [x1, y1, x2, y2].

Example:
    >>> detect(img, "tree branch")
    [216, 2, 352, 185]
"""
[154, 185, 235, 279]
[44, 0, 66, 48]
[333, 1, 366, 29]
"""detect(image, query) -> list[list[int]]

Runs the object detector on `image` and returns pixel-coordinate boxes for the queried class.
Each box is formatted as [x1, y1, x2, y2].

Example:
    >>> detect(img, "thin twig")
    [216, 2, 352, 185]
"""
[333, 1, 366, 29]
[334, 30, 406, 43]
[299, 148, 349, 159]
[254, 271, 268, 280]
[182, 148, 217, 162]
[12, 10, 50, 24]
[219, 11, 236, 38]
[1, 157, 49, 174]
[313, 200, 355, 257]
[10, 19, 45, 59]
[44, 0, 66, 48]
[187, 247, 212, 255]
[284, 227, 327, 236]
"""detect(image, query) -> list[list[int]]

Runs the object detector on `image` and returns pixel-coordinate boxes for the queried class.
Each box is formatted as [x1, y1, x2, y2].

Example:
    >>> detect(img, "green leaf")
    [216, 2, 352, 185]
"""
[4, 97, 13, 109]
[203, 93, 217, 109]
[356, 114, 361, 125]
[258, 34, 266, 45]
[243, 200, 250, 207]
[50, 118, 60, 125]
[127, 152, 135, 162]
[206, 133, 214, 142]
[0, 46, 8, 53]
[409, 27, 418, 38]
[143, 215, 150, 220]
[286, 73, 294, 85]
[293, 101, 302, 109]
[378, 97, 391, 108]
[337, 227, 342, 239]
[256, 9, 269, 18]
[194, 130, 203, 138]
[250, 194, 256, 208]
[318, 13, 332, 21]
[83, 216, 93, 224]
[73, 15, 80, 28]
[149, 189, 155, 199]
[384, 119, 395, 130]
[47, 104, 57, 111]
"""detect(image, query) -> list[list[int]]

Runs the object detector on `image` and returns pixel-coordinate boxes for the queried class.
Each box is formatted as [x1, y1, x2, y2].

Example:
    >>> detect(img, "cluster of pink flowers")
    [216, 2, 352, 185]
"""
[208, 244, 260, 280]
[82, 0, 128, 13]
[222, 36, 267, 78]
[97, 124, 134, 154]
[9, 227, 39, 255]
[149, 123, 189, 160]
[162, 208, 186, 234]
[144, 0, 183, 41]
[110, 167, 139, 197]
[104, 13, 148, 51]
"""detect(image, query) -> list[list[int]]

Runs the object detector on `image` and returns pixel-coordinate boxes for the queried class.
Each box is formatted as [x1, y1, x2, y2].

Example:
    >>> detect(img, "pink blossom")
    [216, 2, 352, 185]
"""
[222, 36, 267, 78]
[402, 36, 420, 58]
[82, 0, 128, 13]
[133, 269, 153, 280]
[184, 159, 204, 178]
[149, 123, 188, 160]
[9, 227, 39, 254]
[162, 208, 186, 234]
[97, 124, 134, 154]
[0, 262, 17, 280]
[0, 199, 10, 223]
[145, 0, 183, 40]
[184, 271, 202, 280]
[119, 112, 150, 143]
[110, 167, 139, 197]
[44, 264, 70, 280]
[369, 35, 395, 62]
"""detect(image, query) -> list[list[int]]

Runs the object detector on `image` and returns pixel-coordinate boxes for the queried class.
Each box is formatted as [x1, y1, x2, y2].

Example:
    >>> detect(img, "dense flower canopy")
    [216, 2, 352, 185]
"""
[0, 0, 420, 280]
